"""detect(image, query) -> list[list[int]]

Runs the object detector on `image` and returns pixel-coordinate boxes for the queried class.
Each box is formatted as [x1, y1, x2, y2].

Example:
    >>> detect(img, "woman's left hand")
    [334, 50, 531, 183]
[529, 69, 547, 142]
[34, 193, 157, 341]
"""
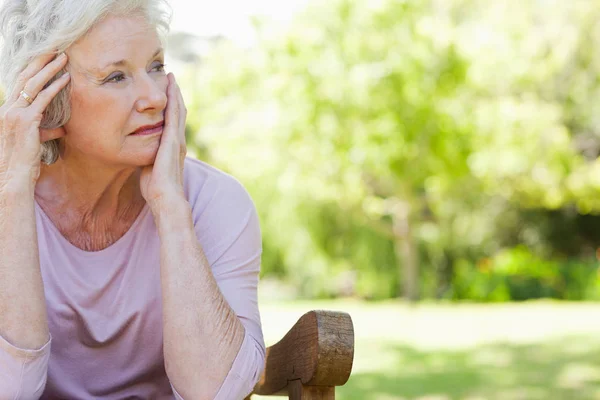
[140, 73, 188, 212]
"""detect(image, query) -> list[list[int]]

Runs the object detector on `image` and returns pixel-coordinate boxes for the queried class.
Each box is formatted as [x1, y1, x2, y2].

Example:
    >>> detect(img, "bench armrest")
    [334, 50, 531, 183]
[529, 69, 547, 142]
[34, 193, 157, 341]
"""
[251, 310, 354, 396]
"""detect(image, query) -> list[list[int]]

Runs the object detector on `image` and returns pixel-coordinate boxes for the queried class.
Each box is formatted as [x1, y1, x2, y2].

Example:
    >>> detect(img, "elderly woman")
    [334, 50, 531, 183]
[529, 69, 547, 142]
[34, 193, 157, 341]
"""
[0, 0, 265, 399]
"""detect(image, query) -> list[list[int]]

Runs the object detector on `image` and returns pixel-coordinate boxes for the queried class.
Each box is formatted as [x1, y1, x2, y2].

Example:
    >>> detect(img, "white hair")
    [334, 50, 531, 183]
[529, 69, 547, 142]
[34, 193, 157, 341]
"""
[0, 0, 172, 164]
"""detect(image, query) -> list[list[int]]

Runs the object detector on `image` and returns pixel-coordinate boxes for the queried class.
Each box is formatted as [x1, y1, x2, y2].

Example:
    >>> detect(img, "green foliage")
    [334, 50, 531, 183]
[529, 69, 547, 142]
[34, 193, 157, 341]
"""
[452, 246, 600, 302]
[179, 0, 600, 300]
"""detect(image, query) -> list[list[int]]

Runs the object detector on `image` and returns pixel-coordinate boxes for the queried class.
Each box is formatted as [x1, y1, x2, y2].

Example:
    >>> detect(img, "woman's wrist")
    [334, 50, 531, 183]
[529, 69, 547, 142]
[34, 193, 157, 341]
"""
[149, 192, 191, 229]
[1, 166, 39, 193]
[0, 175, 36, 200]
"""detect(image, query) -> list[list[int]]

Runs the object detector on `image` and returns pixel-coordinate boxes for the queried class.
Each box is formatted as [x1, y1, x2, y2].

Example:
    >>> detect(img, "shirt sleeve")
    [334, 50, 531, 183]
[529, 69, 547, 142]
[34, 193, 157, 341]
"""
[0, 333, 52, 399]
[170, 332, 265, 400]
[174, 170, 266, 400]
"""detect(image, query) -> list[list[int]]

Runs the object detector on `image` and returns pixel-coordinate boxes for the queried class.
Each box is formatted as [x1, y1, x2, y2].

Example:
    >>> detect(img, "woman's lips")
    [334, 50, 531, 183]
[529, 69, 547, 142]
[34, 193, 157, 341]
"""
[130, 121, 164, 136]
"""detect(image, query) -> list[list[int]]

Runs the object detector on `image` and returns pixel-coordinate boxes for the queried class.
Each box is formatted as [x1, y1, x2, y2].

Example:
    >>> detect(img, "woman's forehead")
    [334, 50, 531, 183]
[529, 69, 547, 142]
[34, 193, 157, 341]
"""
[69, 15, 161, 70]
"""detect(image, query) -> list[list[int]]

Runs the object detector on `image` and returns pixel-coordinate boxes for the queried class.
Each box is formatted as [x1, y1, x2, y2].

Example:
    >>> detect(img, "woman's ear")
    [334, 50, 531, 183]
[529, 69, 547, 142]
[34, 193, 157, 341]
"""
[40, 126, 66, 143]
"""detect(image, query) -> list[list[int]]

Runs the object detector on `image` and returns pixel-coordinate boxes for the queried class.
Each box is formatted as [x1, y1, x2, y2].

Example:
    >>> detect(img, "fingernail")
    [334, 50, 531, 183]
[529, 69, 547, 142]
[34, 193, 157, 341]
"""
[62, 72, 70, 78]
[59, 53, 67, 60]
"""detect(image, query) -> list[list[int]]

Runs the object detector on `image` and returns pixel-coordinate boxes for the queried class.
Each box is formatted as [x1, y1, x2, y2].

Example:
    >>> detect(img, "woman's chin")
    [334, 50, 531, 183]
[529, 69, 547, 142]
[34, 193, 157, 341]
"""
[123, 146, 160, 167]
[137, 152, 159, 167]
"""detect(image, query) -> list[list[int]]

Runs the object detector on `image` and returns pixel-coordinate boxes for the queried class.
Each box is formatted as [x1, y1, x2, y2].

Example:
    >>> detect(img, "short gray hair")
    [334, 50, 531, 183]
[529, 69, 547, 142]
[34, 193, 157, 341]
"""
[0, 0, 172, 164]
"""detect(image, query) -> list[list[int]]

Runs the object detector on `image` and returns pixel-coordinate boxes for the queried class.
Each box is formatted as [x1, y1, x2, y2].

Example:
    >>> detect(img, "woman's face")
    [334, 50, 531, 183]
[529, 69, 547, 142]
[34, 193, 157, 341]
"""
[63, 15, 168, 167]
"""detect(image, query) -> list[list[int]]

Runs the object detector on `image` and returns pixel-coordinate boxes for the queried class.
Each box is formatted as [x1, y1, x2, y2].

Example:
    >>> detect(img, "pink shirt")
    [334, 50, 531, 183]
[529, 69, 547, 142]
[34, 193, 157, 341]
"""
[0, 158, 266, 399]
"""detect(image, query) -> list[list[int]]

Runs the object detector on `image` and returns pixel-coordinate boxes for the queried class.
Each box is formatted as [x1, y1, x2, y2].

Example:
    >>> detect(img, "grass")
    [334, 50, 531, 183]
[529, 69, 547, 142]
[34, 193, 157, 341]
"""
[250, 299, 600, 400]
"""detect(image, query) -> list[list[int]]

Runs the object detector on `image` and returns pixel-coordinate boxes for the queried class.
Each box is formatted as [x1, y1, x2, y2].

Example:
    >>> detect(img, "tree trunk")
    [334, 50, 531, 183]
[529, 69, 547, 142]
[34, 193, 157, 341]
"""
[392, 201, 419, 301]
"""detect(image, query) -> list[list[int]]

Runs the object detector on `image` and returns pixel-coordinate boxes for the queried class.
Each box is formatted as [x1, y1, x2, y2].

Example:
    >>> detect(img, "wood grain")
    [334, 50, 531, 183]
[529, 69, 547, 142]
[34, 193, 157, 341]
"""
[247, 309, 354, 398]
[288, 379, 335, 399]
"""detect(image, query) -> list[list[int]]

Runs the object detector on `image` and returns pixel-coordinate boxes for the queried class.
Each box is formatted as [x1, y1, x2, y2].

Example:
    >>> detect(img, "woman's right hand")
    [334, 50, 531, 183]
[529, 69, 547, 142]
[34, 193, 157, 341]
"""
[0, 52, 70, 189]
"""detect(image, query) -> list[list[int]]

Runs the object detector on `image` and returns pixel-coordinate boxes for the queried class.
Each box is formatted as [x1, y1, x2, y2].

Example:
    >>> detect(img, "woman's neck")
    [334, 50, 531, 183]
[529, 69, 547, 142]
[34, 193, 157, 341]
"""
[34, 156, 148, 251]
[35, 156, 145, 221]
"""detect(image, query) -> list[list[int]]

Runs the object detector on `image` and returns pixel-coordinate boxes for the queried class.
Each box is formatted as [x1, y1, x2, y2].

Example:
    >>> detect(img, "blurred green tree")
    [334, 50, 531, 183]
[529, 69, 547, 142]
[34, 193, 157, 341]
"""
[180, 0, 600, 300]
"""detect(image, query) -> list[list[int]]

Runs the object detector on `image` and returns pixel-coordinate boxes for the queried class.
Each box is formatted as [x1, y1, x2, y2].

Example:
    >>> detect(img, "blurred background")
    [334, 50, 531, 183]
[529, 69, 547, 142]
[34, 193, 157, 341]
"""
[166, 0, 600, 399]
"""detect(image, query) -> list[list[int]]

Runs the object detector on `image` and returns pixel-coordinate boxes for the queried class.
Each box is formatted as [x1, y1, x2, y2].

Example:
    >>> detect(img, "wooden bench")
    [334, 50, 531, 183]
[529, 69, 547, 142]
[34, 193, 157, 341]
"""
[244, 310, 354, 400]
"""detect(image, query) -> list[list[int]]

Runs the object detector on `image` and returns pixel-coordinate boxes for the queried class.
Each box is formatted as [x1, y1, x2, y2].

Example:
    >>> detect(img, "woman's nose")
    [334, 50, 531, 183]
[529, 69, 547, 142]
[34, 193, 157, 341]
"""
[135, 74, 168, 113]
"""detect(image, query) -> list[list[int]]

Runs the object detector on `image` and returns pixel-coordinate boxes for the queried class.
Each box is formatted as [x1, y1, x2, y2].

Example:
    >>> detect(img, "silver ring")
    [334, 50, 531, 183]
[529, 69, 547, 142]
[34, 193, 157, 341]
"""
[19, 90, 34, 105]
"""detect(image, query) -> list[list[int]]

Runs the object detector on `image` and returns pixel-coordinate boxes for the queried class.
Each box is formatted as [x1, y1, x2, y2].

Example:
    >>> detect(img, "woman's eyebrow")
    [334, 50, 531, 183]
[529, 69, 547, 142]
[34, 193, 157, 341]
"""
[97, 48, 163, 71]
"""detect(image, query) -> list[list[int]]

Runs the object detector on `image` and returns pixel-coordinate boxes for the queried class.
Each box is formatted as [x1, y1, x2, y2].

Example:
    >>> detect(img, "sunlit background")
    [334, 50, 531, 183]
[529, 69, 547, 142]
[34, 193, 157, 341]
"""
[167, 1, 600, 399]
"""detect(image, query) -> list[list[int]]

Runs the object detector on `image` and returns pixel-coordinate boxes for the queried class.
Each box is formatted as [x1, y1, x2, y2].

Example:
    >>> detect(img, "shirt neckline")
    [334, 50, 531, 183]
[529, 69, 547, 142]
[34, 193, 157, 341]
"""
[34, 200, 151, 257]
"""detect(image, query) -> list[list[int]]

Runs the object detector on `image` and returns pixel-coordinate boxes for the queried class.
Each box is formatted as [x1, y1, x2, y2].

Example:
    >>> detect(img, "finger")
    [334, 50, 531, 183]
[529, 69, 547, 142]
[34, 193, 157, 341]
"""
[176, 85, 188, 160]
[14, 54, 69, 109]
[28, 72, 71, 114]
[159, 74, 187, 164]
[24, 53, 68, 98]
[9, 52, 58, 101]
[174, 79, 187, 144]
[164, 73, 179, 138]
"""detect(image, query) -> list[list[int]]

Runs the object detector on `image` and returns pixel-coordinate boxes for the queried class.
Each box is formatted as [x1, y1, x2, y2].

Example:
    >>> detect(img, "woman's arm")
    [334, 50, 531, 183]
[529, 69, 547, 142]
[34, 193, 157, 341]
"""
[0, 53, 70, 399]
[0, 184, 53, 399]
[141, 74, 264, 399]
[153, 193, 261, 400]
[0, 184, 49, 349]
[0, 52, 69, 351]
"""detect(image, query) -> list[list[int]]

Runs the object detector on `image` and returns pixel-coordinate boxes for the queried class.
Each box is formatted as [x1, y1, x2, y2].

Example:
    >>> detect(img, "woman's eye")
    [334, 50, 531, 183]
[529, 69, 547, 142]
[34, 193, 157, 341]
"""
[106, 73, 125, 83]
[151, 63, 166, 72]
[103, 63, 165, 84]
